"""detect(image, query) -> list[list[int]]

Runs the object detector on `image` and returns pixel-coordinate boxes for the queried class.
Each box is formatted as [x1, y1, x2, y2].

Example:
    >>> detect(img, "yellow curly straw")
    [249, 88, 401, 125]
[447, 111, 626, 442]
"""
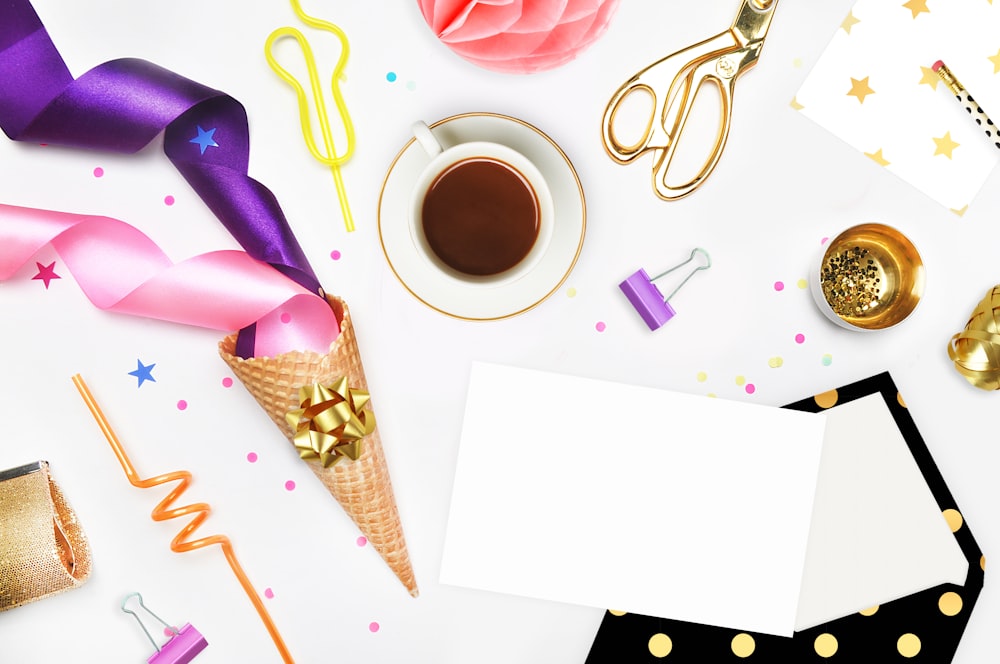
[265, 0, 356, 232]
[72, 374, 295, 663]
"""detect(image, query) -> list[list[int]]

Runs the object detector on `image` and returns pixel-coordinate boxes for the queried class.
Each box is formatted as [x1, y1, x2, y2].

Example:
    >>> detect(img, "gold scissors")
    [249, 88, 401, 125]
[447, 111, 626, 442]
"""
[602, 0, 779, 201]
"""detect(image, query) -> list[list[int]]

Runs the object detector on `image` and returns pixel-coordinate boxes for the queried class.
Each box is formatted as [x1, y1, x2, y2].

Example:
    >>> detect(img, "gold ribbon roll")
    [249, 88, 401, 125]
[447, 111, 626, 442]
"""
[948, 286, 1000, 390]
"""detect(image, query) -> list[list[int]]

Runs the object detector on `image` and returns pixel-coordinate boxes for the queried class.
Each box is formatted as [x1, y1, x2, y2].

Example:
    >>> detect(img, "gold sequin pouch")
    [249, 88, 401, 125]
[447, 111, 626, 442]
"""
[0, 461, 92, 611]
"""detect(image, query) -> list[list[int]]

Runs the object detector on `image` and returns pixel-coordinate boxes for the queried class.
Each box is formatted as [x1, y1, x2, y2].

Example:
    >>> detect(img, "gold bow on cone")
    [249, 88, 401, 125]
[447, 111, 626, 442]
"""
[285, 377, 375, 467]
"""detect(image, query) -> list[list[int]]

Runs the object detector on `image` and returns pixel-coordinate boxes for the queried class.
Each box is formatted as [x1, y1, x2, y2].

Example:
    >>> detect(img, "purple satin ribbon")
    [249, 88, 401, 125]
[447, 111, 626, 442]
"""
[0, 0, 323, 358]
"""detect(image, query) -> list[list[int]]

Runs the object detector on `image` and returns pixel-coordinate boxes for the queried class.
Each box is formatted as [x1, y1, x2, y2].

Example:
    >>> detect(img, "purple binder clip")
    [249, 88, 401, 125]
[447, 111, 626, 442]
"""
[619, 248, 711, 330]
[122, 593, 208, 664]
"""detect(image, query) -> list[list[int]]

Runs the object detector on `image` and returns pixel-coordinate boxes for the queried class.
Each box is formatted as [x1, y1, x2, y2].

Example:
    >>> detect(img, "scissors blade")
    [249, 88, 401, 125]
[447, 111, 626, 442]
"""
[731, 0, 779, 57]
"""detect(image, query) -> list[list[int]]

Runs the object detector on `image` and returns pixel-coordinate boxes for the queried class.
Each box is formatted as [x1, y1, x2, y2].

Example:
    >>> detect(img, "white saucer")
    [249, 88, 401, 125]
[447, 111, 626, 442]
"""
[378, 112, 586, 320]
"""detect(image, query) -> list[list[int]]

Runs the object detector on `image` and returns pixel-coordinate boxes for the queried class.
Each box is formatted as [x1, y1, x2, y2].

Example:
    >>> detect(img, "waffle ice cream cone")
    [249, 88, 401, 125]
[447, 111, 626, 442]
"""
[219, 296, 417, 597]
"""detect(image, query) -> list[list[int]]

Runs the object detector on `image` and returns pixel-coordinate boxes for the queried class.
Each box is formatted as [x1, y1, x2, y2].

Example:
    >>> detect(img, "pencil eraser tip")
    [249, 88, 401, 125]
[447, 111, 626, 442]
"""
[932, 60, 944, 72]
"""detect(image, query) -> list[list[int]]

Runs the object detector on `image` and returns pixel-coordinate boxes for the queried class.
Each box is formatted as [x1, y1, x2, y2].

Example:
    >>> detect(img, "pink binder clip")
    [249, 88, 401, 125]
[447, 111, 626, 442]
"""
[619, 248, 711, 330]
[122, 593, 208, 664]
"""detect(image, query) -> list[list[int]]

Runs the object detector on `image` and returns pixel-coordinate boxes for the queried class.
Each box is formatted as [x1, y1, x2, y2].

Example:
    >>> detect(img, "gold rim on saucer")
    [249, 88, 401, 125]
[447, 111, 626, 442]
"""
[812, 223, 925, 331]
[377, 112, 586, 321]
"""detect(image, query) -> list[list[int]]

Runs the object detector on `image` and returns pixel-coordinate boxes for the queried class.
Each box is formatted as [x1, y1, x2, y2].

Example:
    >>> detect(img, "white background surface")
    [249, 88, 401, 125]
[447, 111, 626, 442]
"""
[0, 1, 997, 662]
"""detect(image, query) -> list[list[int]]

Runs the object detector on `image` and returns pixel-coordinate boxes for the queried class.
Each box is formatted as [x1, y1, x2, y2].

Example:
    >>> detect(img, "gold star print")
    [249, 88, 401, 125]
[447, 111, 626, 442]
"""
[841, 10, 860, 34]
[902, 0, 930, 18]
[933, 131, 960, 158]
[918, 66, 940, 89]
[790, 96, 804, 110]
[989, 48, 1000, 74]
[865, 148, 890, 166]
[847, 76, 876, 103]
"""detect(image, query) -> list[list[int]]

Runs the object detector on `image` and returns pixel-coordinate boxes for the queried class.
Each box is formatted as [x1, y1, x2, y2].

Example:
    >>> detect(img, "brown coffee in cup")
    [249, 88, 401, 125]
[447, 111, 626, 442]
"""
[420, 157, 539, 276]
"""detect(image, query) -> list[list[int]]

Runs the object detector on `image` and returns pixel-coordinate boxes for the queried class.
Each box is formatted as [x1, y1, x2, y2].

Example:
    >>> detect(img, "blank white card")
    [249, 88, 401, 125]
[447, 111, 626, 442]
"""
[440, 363, 827, 637]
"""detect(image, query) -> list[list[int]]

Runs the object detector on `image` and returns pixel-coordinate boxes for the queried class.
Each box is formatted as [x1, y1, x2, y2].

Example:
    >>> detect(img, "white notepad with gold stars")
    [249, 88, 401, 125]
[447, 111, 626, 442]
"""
[795, 0, 1000, 212]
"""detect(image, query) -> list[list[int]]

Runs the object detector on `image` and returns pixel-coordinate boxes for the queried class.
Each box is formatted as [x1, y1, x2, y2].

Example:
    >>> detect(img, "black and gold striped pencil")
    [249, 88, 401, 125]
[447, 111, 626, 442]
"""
[933, 60, 1000, 151]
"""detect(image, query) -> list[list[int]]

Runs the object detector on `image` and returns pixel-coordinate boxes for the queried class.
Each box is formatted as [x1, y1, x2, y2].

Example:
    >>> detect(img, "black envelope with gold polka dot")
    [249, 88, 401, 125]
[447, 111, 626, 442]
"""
[585, 373, 984, 662]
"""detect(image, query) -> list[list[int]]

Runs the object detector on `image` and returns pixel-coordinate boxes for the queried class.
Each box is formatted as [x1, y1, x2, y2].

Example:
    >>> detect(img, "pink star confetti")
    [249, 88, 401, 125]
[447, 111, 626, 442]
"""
[32, 261, 61, 288]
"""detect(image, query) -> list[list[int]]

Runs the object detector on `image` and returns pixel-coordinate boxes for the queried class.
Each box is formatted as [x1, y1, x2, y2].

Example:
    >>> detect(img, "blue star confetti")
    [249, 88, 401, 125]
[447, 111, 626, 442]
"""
[189, 125, 218, 155]
[128, 359, 156, 387]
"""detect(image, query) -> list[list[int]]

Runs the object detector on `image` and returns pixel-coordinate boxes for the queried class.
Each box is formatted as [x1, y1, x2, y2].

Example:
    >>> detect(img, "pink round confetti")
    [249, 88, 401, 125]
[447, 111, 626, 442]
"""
[176, 400, 188, 411]
[247, 452, 258, 463]
[285, 480, 296, 491]
[164, 626, 178, 637]
[369, 622, 380, 633]
[773, 281, 784, 291]
[795, 333, 805, 344]
[280, 312, 292, 324]
[264, 588, 274, 599]
[330, 250, 342, 260]
[356, 536, 367, 547]
[222, 376, 233, 388]
[595, 321, 606, 332]
[93, 166, 104, 178]
[745, 384, 756, 395]
[164, 195, 175, 206]
[821, 237, 829, 245]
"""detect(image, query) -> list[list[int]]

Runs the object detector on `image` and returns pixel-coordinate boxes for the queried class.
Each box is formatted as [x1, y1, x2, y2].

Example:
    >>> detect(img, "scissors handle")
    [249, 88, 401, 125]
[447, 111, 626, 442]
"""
[650, 56, 738, 201]
[602, 31, 737, 163]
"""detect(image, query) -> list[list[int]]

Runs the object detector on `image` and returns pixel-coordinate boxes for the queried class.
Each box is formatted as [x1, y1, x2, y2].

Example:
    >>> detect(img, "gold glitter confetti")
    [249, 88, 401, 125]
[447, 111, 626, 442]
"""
[821, 245, 884, 318]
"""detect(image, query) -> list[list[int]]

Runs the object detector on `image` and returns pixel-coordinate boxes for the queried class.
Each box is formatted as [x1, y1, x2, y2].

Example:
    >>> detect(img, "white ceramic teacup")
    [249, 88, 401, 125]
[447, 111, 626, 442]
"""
[409, 121, 554, 287]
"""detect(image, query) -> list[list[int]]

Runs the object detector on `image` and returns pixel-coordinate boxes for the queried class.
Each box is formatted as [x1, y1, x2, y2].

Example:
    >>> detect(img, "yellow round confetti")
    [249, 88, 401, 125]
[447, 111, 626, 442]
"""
[768, 357, 783, 368]
[797, 278, 808, 289]
[648, 633, 673, 658]
[735, 375, 746, 386]
[981, 555, 986, 571]
[792, 57, 803, 68]
[696, 371, 708, 383]
[814, 389, 839, 409]
[943, 509, 964, 532]
[859, 605, 879, 616]
[897, 633, 921, 658]
[707, 393, 717, 398]
[814, 633, 838, 658]
[608, 610, 627, 616]
[896, 391, 907, 408]
[731, 633, 755, 658]
[939, 591, 963, 616]
[567, 287, 577, 298]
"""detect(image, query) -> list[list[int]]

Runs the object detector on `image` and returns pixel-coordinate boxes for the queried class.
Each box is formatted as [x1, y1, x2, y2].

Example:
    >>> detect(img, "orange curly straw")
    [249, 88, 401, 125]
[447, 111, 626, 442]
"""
[72, 374, 295, 663]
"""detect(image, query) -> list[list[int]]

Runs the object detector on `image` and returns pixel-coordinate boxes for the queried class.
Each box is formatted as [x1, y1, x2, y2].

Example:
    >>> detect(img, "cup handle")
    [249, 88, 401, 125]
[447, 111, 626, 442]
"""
[411, 121, 443, 158]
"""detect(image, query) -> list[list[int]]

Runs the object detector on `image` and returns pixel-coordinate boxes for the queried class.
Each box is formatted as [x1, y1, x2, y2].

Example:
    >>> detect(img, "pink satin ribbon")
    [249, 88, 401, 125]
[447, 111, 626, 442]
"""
[0, 204, 339, 357]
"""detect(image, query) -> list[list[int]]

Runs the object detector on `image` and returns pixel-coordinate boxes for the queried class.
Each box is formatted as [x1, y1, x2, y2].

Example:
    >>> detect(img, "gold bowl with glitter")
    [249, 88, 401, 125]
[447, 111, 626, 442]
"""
[811, 223, 925, 331]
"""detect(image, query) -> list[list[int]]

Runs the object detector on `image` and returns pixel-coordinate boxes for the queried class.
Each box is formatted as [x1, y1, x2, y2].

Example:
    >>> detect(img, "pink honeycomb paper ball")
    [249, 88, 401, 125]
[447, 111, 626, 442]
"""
[418, 0, 621, 74]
